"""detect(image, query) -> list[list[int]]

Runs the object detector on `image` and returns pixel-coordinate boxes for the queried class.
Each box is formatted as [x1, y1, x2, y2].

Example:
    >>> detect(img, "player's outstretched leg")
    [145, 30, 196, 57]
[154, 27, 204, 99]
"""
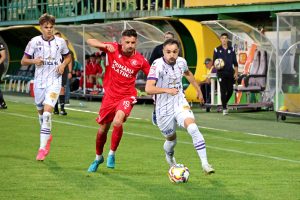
[107, 125, 123, 169]
[164, 139, 177, 167]
[88, 156, 104, 172]
[106, 153, 115, 169]
[88, 128, 107, 172]
[36, 112, 52, 161]
[187, 123, 215, 175]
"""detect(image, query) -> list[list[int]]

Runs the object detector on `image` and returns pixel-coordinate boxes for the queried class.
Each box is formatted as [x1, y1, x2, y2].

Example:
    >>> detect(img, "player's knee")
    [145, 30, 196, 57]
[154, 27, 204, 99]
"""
[187, 123, 199, 135]
[42, 111, 52, 129]
[113, 119, 123, 127]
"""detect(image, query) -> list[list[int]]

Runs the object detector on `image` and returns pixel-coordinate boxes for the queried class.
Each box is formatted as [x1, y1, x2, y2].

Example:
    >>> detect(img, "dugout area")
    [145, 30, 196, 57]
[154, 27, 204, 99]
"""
[0, 19, 276, 110]
[275, 12, 300, 121]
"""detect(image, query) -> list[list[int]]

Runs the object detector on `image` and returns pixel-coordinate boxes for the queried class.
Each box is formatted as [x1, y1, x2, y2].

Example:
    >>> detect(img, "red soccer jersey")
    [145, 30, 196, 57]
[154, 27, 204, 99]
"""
[101, 42, 150, 99]
[86, 62, 102, 75]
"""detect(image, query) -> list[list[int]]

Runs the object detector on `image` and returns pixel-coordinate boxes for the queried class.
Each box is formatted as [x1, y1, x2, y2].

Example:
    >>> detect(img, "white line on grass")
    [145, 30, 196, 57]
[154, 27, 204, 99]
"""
[2, 111, 300, 164]
[65, 107, 295, 140]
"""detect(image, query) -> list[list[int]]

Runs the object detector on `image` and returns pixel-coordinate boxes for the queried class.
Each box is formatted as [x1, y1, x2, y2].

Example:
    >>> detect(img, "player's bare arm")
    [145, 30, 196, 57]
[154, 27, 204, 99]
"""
[145, 79, 179, 96]
[184, 70, 204, 103]
[21, 55, 43, 67]
[56, 53, 71, 75]
[87, 39, 115, 52]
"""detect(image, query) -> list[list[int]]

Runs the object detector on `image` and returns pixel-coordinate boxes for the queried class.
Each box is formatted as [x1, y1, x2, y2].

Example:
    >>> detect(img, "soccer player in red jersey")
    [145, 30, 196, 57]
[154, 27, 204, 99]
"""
[87, 29, 150, 172]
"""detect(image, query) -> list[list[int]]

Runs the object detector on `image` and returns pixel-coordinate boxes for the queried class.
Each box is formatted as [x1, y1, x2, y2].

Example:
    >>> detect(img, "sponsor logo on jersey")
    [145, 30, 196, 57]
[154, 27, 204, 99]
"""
[130, 59, 138, 66]
[149, 66, 156, 77]
[112, 60, 134, 78]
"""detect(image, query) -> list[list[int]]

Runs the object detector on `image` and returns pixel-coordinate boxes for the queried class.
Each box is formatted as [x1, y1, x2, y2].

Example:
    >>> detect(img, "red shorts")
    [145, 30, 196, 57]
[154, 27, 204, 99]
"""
[96, 95, 137, 124]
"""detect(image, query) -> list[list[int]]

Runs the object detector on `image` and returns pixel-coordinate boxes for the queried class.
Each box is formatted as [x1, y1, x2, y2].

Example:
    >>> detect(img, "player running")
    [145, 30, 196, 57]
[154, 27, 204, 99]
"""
[145, 38, 215, 174]
[21, 13, 71, 161]
[87, 29, 150, 172]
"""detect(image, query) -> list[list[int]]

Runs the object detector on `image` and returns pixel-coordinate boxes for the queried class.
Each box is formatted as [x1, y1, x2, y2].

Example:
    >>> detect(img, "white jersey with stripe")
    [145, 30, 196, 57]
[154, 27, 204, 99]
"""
[24, 35, 69, 88]
[147, 57, 189, 116]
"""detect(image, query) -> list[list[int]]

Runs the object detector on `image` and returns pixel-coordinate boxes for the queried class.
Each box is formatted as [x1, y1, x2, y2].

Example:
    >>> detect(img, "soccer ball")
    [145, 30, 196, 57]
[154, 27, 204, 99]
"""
[214, 58, 225, 70]
[168, 164, 190, 183]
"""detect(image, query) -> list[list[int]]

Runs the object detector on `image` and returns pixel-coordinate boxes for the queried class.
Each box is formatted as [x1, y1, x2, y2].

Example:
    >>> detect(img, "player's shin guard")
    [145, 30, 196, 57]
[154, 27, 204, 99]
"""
[164, 139, 177, 166]
[96, 128, 107, 155]
[110, 125, 123, 152]
[40, 112, 52, 149]
[187, 123, 208, 166]
[38, 113, 43, 126]
[163, 139, 177, 155]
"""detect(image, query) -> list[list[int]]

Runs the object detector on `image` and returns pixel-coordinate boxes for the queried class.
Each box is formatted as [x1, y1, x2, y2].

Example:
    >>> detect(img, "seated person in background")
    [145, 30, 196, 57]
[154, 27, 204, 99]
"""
[87, 53, 103, 94]
[70, 59, 82, 92]
[76, 54, 90, 92]
[94, 52, 106, 92]
[199, 58, 217, 111]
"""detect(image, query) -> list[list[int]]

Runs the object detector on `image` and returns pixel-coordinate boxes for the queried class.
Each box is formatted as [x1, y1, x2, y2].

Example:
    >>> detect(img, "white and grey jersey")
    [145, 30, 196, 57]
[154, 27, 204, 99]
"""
[24, 35, 69, 88]
[147, 57, 189, 116]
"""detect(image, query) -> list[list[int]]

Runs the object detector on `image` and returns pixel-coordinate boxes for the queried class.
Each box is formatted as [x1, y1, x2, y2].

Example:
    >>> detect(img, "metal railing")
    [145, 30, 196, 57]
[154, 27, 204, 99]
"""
[0, 0, 184, 22]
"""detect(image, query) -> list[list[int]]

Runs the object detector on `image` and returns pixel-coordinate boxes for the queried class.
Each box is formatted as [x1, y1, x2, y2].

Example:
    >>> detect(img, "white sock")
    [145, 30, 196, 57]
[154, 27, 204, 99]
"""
[40, 112, 51, 149]
[38, 114, 43, 126]
[95, 154, 103, 161]
[163, 139, 177, 155]
[187, 123, 208, 166]
[108, 150, 115, 156]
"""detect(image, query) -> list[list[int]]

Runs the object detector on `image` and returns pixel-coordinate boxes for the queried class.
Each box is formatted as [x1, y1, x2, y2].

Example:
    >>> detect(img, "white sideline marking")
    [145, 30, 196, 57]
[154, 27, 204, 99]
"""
[1, 111, 300, 164]
[66, 107, 292, 140]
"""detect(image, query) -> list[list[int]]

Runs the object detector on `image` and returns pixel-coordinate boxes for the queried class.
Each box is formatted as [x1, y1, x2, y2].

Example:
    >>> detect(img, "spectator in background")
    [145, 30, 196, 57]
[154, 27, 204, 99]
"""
[86, 53, 102, 93]
[0, 42, 7, 109]
[76, 54, 90, 93]
[199, 58, 217, 112]
[53, 32, 72, 115]
[149, 31, 175, 65]
[70, 58, 82, 92]
[213, 33, 238, 115]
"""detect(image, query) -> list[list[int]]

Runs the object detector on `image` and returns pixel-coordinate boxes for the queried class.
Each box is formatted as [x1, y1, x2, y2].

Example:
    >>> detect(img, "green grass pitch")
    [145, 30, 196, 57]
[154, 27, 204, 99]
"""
[0, 94, 299, 200]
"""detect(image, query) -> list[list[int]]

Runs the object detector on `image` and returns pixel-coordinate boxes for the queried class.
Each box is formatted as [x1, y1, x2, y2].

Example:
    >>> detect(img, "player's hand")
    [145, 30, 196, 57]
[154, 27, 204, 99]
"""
[105, 44, 115, 52]
[68, 72, 72, 79]
[168, 88, 179, 96]
[234, 72, 238, 80]
[34, 57, 43, 67]
[197, 91, 205, 104]
[56, 64, 65, 75]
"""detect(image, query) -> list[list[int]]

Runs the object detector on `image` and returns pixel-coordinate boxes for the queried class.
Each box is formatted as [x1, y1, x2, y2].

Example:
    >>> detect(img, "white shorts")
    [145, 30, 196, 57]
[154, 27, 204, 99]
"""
[34, 84, 61, 110]
[157, 104, 194, 138]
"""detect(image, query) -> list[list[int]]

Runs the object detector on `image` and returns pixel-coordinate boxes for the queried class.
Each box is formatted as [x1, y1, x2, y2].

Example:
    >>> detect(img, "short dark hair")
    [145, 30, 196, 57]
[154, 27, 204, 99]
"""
[220, 33, 228, 38]
[164, 31, 174, 37]
[204, 58, 212, 64]
[39, 13, 55, 25]
[121, 29, 137, 38]
[163, 38, 179, 48]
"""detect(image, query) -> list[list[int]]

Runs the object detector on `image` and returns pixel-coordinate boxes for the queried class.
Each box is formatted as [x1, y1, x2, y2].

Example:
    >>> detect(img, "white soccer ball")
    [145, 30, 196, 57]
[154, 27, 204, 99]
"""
[214, 58, 225, 70]
[168, 164, 190, 183]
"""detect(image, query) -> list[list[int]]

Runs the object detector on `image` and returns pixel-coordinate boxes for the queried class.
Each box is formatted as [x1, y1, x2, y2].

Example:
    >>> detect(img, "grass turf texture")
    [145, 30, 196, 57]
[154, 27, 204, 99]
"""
[0, 94, 299, 200]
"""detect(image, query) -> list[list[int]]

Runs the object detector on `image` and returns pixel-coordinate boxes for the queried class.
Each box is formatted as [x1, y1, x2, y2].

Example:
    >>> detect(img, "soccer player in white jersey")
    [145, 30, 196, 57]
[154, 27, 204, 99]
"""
[21, 13, 71, 161]
[145, 39, 215, 174]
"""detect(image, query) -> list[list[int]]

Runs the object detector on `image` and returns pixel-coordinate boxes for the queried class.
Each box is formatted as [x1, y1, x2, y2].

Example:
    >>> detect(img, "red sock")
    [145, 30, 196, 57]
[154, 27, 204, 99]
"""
[96, 128, 107, 155]
[110, 125, 123, 151]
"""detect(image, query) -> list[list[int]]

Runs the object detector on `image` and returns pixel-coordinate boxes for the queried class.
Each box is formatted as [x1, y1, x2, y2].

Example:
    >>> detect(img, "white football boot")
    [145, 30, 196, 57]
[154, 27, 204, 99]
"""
[202, 164, 215, 175]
